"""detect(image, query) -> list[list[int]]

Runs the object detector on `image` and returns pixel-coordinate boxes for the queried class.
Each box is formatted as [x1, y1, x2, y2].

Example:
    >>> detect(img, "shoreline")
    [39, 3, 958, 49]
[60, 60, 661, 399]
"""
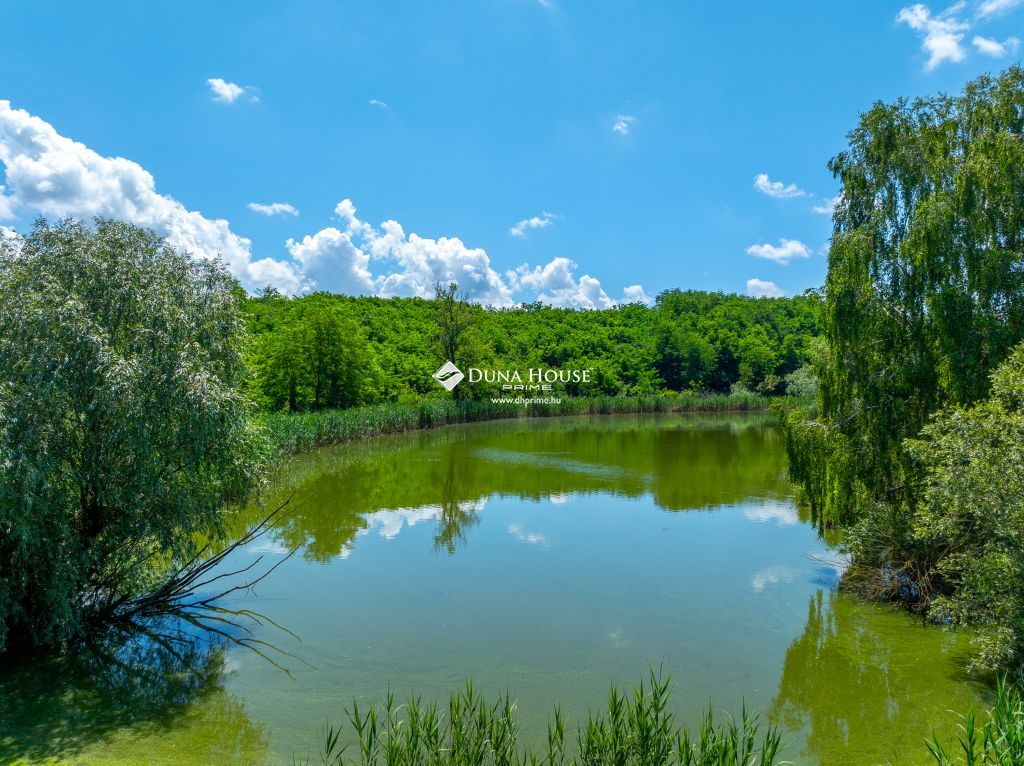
[260, 393, 782, 457]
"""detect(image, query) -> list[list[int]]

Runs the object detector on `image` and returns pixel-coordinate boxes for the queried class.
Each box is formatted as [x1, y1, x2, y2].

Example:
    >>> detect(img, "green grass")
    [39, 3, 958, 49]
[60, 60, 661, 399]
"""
[299, 671, 784, 766]
[926, 679, 1024, 765]
[262, 393, 770, 456]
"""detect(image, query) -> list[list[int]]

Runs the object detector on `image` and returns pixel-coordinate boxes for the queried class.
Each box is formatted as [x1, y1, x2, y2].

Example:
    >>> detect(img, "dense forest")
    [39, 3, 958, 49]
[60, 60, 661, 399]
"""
[781, 66, 1024, 674]
[241, 288, 822, 411]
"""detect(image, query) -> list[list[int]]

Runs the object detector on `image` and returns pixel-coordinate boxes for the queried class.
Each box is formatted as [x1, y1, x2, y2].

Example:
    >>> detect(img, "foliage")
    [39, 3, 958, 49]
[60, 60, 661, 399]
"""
[907, 343, 1024, 671]
[781, 368, 813, 400]
[433, 281, 483, 401]
[926, 679, 1024, 765]
[243, 289, 821, 410]
[304, 671, 783, 766]
[789, 66, 1024, 529]
[0, 218, 264, 652]
[249, 294, 380, 411]
[775, 67, 1024, 674]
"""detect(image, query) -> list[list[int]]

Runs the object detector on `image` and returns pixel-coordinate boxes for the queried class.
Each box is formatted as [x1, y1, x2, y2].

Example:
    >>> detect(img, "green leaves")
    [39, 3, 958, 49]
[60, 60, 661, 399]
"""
[0, 218, 264, 651]
[909, 343, 1024, 671]
[789, 65, 1024, 527]
[253, 297, 381, 412]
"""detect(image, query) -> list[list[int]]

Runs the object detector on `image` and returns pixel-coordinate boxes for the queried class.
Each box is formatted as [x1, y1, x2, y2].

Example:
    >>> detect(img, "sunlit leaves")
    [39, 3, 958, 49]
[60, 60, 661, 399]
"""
[0, 218, 263, 651]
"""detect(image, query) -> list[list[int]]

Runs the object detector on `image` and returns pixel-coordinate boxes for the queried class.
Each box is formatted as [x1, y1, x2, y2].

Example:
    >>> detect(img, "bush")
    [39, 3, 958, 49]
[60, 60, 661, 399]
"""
[0, 219, 264, 651]
[908, 343, 1024, 671]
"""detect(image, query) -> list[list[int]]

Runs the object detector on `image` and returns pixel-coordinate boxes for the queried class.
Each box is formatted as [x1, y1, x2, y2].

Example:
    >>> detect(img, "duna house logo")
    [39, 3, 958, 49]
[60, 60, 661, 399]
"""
[433, 360, 464, 391]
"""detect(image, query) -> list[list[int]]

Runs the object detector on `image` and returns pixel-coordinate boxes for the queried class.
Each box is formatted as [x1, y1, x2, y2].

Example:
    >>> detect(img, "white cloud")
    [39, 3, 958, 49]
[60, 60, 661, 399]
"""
[506, 256, 647, 309]
[978, 0, 1022, 17]
[753, 173, 806, 199]
[0, 101, 645, 308]
[286, 225, 376, 296]
[897, 4, 969, 70]
[248, 201, 299, 217]
[0, 99, 302, 293]
[621, 284, 651, 304]
[330, 199, 516, 305]
[612, 114, 637, 135]
[207, 77, 258, 104]
[369, 99, 389, 109]
[0, 186, 15, 220]
[509, 211, 558, 237]
[972, 34, 1020, 55]
[746, 278, 785, 298]
[811, 195, 841, 215]
[746, 238, 811, 265]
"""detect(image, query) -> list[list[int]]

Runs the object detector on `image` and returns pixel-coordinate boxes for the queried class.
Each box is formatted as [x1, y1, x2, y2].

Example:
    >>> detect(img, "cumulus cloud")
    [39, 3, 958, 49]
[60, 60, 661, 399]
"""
[327, 199, 516, 305]
[368, 99, 389, 109]
[509, 211, 558, 237]
[746, 278, 785, 298]
[811, 195, 841, 215]
[972, 34, 1020, 55]
[0, 99, 302, 292]
[0, 186, 14, 220]
[753, 173, 806, 199]
[286, 225, 376, 296]
[978, 0, 1022, 17]
[506, 256, 648, 309]
[746, 238, 811, 265]
[897, 4, 969, 70]
[612, 114, 637, 135]
[621, 284, 652, 304]
[0, 102, 645, 309]
[207, 77, 258, 104]
[248, 201, 299, 217]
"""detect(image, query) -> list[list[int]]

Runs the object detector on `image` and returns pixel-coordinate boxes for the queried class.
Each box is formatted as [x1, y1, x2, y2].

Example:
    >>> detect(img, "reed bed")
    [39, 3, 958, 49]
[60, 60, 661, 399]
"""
[262, 393, 769, 456]
[301, 671, 784, 766]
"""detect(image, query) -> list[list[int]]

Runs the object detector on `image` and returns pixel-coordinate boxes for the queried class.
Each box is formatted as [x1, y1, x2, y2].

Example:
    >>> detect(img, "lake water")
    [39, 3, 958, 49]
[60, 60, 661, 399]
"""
[0, 414, 987, 765]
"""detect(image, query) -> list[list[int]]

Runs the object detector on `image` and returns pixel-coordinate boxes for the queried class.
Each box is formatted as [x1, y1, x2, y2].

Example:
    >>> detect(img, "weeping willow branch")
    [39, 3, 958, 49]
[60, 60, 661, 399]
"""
[85, 498, 306, 671]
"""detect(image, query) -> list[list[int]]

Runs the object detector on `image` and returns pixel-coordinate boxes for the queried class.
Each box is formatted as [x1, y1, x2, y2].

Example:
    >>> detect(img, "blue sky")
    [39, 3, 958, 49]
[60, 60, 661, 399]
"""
[1, 1, 1021, 306]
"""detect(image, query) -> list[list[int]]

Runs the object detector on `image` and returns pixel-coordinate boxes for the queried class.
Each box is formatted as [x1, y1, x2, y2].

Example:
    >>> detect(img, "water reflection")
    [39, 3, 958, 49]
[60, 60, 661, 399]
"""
[244, 414, 788, 560]
[2, 414, 988, 766]
[772, 590, 986, 766]
[0, 625, 267, 765]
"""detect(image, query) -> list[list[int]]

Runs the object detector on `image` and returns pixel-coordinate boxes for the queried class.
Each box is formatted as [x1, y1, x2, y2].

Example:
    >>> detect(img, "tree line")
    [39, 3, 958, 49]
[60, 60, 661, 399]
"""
[242, 284, 822, 412]
[0, 217, 820, 655]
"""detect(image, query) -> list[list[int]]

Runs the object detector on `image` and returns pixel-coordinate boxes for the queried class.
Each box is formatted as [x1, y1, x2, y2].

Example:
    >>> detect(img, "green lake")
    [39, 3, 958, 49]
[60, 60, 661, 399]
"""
[0, 414, 988, 765]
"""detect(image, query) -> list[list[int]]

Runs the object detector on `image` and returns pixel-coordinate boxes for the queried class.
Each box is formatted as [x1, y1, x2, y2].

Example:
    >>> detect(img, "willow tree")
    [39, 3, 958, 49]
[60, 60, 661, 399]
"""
[0, 218, 264, 652]
[433, 281, 479, 401]
[787, 67, 1024, 530]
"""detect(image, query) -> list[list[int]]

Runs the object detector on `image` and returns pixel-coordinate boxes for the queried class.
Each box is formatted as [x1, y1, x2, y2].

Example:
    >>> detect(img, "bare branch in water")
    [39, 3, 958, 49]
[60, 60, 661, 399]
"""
[88, 497, 306, 671]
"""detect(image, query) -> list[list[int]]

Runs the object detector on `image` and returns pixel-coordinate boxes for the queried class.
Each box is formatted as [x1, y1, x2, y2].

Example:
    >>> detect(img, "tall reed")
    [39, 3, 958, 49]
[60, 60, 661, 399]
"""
[926, 678, 1024, 765]
[299, 670, 784, 766]
[263, 393, 769, 457]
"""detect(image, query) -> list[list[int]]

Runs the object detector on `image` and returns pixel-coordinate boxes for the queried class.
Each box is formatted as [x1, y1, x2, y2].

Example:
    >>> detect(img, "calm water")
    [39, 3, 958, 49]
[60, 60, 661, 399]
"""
[0, 414, 986, 765]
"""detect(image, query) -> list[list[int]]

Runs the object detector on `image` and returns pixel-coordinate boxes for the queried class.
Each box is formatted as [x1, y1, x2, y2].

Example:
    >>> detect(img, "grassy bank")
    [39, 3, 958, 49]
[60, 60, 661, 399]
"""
[261, 393, 770, 456]
[302, 671, 783, 766]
